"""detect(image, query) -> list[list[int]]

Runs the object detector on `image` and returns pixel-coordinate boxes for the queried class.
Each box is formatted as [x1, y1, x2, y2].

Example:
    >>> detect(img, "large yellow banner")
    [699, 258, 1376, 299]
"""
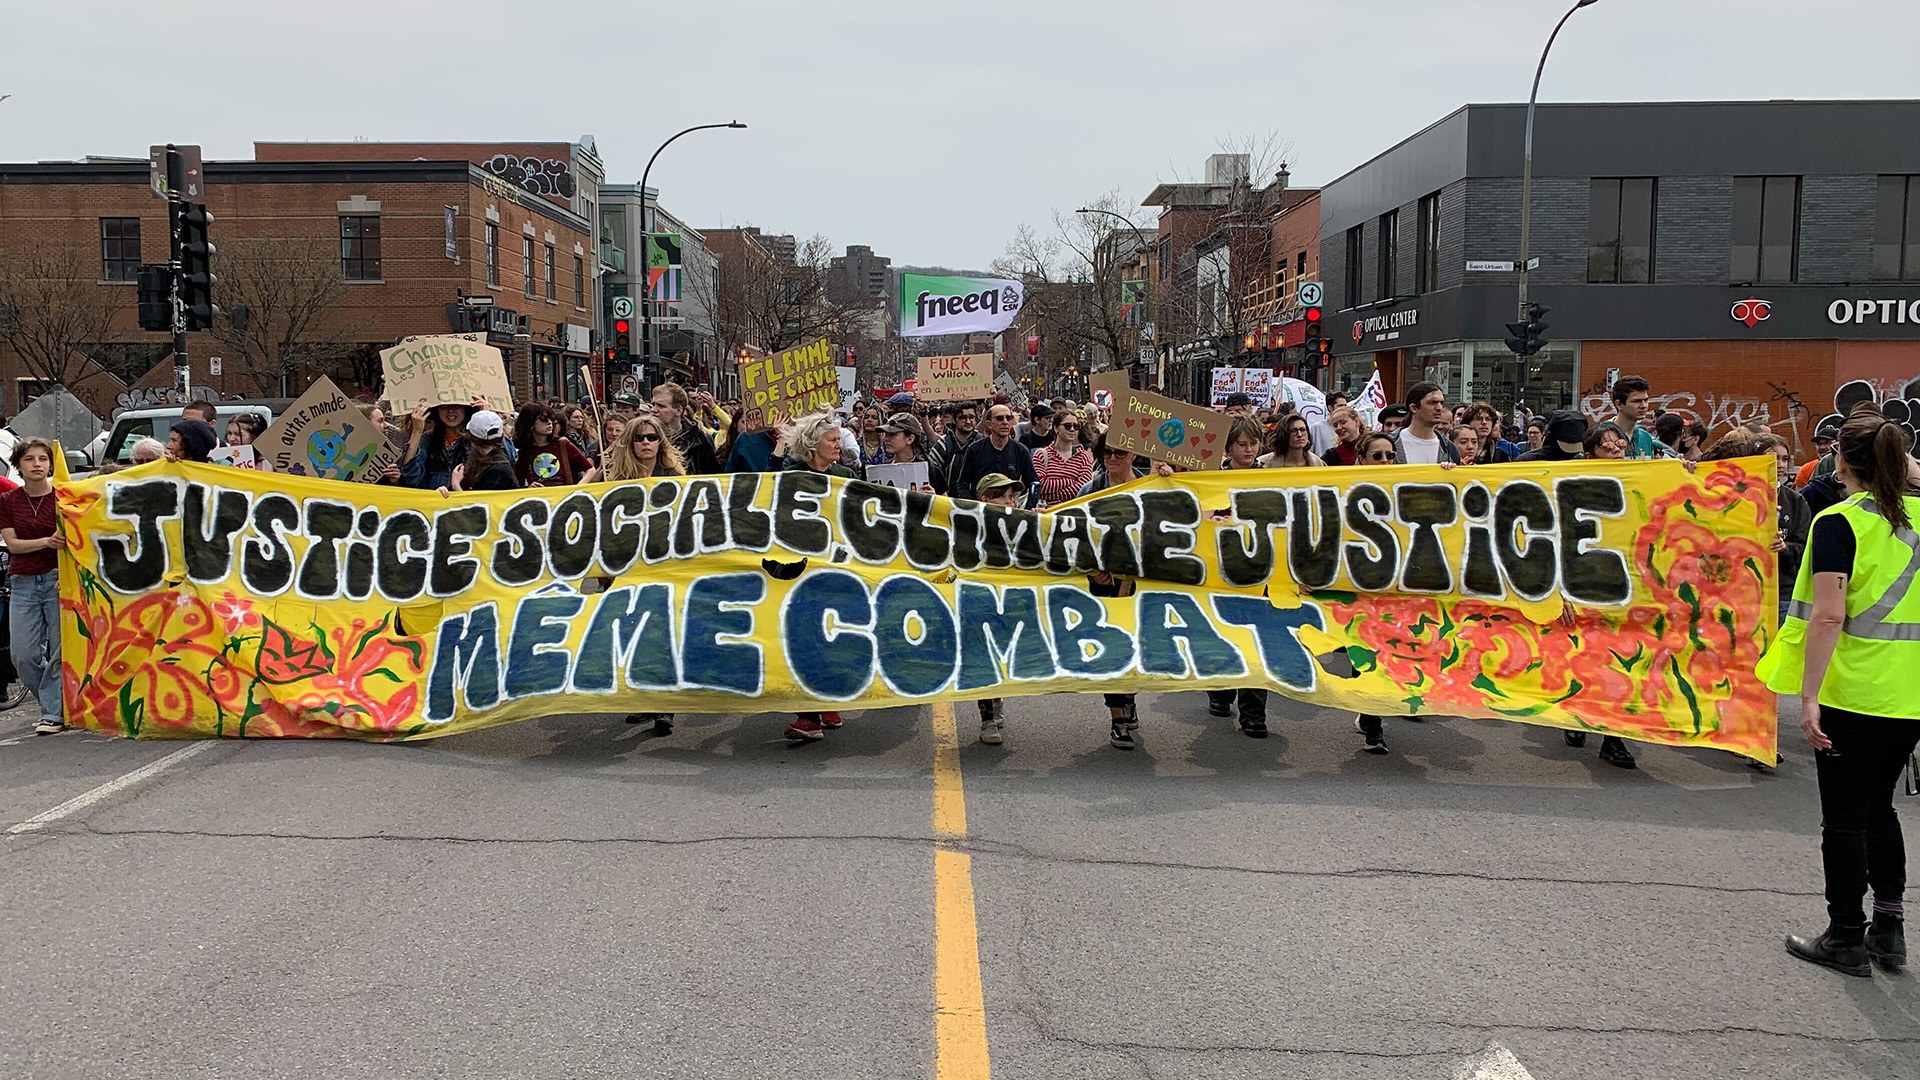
[56, 457, 1779, 761]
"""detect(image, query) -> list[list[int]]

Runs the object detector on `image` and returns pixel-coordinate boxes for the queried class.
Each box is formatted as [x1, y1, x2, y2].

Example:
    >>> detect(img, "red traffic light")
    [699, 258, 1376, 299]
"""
[1305, 306, 1322, 322]
[615, 319, 630, 334]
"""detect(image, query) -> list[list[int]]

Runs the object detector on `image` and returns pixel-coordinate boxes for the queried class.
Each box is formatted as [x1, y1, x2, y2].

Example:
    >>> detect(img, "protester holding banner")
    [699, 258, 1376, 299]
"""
[1452, 426, 1481, 466]
[927, 402, 981, 496]
[444, 412, 517, 494]
[777, 412, 856, 741]
[1322, 406, 1369, 466]
[651, 384, 720, 475]
[953, 402, 1039, 508]
[167, 419, 218, 464]
[603, 411, 687, 482]
[1764, 413, 1920, 977]
[1584, 423, 1629, 460]
[1033, 409, 1094, 508]
[1388, 382, 1459, 466]
[1208, 416, 1272, 738]
[2, 439, 64, 735]
[1260, 414, 1325, 469]
[1221, 417, 1265, 472]
[971, 473, 1029, 744]
[512, 403, 595, 487]
[403, 403, 477, 490]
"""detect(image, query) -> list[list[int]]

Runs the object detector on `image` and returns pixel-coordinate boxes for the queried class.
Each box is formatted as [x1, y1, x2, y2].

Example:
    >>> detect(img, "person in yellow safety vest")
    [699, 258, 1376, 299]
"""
[1760, 410, 1920, 978]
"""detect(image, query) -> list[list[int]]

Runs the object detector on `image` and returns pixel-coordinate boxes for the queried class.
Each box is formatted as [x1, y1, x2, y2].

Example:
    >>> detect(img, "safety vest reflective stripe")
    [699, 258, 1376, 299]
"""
[1784, 496, 1920, 641]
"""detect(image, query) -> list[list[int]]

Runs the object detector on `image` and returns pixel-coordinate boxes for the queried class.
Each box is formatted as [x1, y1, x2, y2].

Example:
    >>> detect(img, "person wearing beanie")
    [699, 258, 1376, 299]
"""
[167, 418, 219, 463]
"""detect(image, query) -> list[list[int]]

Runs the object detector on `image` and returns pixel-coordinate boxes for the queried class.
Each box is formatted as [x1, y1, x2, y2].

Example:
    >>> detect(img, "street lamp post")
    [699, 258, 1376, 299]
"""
[636, 121, 746, 393]
[1516, 0, 1600, 327]
[1512, 0, 1599, 416]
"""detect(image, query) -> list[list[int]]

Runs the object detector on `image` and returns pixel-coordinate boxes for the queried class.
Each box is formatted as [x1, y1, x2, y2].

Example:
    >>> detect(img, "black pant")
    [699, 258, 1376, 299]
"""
[1103, 693, 1133, 709]
[1208, 688, 1267, 722]
[1815, 707, 1920, 928]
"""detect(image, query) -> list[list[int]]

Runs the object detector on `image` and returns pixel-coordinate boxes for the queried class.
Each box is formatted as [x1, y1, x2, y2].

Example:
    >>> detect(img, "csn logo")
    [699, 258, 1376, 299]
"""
[1730, 296, 1772, 328]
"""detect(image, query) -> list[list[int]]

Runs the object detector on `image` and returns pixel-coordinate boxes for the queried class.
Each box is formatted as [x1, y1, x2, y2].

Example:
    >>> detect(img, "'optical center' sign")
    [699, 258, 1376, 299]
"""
[1828, 297, 1920, 325]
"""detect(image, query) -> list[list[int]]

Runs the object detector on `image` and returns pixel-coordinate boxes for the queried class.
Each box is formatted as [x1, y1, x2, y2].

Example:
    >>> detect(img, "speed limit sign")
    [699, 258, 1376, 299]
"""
[1298, 281, 1324, 308]
[612, 296, 634, 319]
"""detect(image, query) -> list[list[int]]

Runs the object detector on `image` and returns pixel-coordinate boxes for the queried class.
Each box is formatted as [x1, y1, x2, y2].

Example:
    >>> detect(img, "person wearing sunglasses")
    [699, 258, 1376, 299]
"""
[602, 410, 687, 482]
[1357, 432, 1398, 466]
[1034, 408, 1094, 507]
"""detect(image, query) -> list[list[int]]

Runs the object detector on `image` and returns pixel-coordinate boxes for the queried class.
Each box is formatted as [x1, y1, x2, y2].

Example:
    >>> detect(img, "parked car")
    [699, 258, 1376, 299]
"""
[89, 399, 295, 471]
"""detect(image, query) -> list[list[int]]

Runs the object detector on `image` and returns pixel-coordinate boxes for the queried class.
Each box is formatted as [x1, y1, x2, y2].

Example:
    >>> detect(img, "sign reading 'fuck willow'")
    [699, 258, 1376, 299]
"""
[57, 459, 1780, 761]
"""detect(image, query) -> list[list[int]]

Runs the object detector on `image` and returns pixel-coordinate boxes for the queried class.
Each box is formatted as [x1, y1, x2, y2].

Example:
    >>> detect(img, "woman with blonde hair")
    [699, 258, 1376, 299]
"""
[1322, 405, 1370, 466]
[602, 411, 686, 481]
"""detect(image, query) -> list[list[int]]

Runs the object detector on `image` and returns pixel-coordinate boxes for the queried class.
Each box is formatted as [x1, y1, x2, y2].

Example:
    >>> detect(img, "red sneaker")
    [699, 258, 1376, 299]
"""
[819, 711, 844, 729]
[784, 717, 824, 741]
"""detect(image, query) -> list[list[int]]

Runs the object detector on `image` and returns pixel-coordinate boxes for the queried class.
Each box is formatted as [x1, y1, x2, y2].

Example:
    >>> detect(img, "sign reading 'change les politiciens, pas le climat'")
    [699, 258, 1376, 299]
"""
[56, 458, 1780, 761]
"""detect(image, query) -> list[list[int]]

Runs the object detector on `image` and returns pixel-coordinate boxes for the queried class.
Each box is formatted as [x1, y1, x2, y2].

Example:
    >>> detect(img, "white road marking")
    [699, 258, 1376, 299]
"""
[1453, 1042, 1537, 1080]
[6, 741, 217, 835]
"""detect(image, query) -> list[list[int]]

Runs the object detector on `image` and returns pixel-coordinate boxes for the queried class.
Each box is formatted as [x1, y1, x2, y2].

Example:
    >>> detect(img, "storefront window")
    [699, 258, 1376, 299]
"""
[1412, 342, 1466, 404]
[1465, 341, 1581, 419]
[1333, 353, 1377, 398]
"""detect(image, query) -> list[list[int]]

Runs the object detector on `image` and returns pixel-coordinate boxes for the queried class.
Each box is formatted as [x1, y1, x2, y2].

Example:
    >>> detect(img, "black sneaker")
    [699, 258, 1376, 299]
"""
[624, 713, 645, 725]
[1564, 730, 1587, 748]
[1363, 730, 1388, 755]
[1109, 723, 1135, 750]
[650, 716, 674, 736]
[1598, 736, 1637, 769]
[1117, 699, 1139, 732]
[1207, 699, 1232, 718]
[1238, 717, 1269, 739]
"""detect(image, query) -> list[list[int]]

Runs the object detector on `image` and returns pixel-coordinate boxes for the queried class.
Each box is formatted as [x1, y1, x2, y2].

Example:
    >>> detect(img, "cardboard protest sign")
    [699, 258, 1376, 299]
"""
[1091, 370, 1224, 471]
[255, 376, 395, 483]
[380, 334, 512, 416]
[916, 353, 993, 402]
[736, 338, 838, 435]
[208, 444, 271, 471]
[1242, 368, 1275, 407]
[866, 461, 929, 490]
[1209, 367, 1243, 406]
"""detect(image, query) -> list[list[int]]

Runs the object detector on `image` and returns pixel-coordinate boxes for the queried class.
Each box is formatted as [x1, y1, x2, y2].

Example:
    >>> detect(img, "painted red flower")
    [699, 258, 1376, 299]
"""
[209, 590, 260, 635]
[255, 619, 335, 684]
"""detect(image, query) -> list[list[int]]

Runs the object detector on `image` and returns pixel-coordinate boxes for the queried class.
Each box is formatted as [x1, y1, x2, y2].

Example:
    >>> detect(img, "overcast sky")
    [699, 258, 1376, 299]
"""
[8, 1, 1918, 270]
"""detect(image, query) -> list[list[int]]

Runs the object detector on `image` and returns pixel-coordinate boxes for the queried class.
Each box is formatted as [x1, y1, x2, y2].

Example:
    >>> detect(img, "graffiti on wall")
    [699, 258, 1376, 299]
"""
[1820, 376, 1920, 459]
[1579, 388, 1813, 454]
[112, 385, 218, 421]
[480, 154, 576, 200]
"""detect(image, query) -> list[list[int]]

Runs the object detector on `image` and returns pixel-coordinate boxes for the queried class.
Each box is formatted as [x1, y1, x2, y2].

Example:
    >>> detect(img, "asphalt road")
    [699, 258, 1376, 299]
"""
[3, 692, 1916, 1080]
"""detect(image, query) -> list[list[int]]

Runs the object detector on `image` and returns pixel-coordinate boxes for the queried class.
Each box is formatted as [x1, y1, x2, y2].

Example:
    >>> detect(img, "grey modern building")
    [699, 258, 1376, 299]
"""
[1318, 100, 1920, 444]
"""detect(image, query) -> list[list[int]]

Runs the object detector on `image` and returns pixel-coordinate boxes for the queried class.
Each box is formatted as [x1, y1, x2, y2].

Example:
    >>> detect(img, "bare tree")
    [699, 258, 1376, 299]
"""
[207, 237, 352, 396]
[994, 191, 1152, 391]
[0, 245, 125, 390]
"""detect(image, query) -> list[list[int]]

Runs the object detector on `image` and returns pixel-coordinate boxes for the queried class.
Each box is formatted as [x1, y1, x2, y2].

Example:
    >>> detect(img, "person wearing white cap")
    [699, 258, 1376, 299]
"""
[440, 410, 517, 495]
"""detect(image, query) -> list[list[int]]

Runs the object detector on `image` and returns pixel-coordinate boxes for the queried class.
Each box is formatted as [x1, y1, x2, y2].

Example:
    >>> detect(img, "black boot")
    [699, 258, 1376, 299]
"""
[1786, 923, 1871, 977]
[1867, 915, 1907, 972]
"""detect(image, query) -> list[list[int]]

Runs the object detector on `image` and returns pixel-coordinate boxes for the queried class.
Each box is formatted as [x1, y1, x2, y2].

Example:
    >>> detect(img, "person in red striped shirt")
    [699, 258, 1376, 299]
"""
[1033, 408, 1094, 507]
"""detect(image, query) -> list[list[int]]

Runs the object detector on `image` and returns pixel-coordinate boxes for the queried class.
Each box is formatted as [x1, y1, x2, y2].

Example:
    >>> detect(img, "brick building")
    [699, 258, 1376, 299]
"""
[1318, 100, 1920, 450]
[0, 148, 597, 418]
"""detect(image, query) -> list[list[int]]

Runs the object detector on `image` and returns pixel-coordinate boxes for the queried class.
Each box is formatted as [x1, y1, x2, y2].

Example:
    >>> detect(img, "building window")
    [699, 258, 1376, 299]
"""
[1344, 225, 1364, 306]
[1158, 238, 1171, 283]
[1274, 262, 1288, 306]
[1873, 176, 1920, 281]
[1415, 191, 1441, 293]
[339, 216, 382, 280]
[100, 217, 140, 281]
[1376, 210, 1398, 299]
[523, 237, 536, 298]
[1296, 251, 1307, 285]
[486, 224, 499, 287]
[1730, 176, 1800, 283]
[1586, 178, 1656, 284]
[544, 244, 556, 300]
[574, 255, 585, 307]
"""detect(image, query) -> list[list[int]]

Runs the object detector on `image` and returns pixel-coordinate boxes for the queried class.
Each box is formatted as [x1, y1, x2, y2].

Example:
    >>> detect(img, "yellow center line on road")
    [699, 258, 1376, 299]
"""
[930, 700, 991, 1079]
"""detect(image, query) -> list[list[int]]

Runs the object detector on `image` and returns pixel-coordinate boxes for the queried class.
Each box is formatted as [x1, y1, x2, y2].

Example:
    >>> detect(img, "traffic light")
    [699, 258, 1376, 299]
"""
[614, 318, 631, 364]
[1505, 302, 1550, 357]
[1302, 302, 1329, 369]
[177, 203, 217, 330]
[136, 264, 171, 331]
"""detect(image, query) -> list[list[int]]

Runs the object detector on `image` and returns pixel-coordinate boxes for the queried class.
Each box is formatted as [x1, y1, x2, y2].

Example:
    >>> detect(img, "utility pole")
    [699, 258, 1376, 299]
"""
[165, 146, 190, 394]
